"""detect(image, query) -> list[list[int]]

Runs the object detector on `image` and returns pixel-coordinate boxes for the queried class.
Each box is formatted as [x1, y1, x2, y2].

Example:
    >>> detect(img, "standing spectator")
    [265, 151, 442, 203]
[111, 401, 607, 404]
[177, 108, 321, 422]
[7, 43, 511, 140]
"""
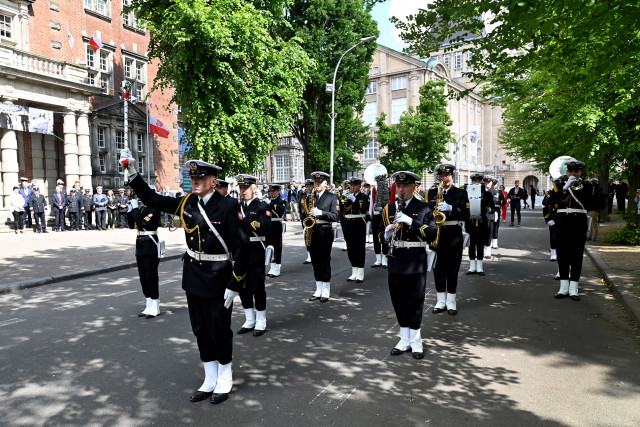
[67, 189, 81, 231]
[10, 186, 26, 234]
[587, 178, 606, 241]
[19, 177, 33, 230]
[81, 188, 94, 230]
[116, 189, 129, 228]
[29, 186, 48, 233]
[288, 183, 299, 221]
[530, 185, 537, 209]
[522, 187, 529, 209]
[500, 185, 508, 223]
[216, 180, 229, 196]
[93, 186, 108, 230]
[51, 186, 67, 232]
[107, 189, 118, 229]
[161, 186, 175, 227]
[507, 180, 526, 226]
[607, 179, 616, 214]
[228, 181, 239, 201]
[616, 178, 629, 211]
[329, 183, 336, 194]
[71, 180, 84, 228]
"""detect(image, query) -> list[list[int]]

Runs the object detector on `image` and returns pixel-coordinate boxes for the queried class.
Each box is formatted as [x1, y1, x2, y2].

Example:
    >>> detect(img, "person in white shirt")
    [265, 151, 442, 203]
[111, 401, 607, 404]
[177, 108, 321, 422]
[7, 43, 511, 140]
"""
[10, 186, 26, 234]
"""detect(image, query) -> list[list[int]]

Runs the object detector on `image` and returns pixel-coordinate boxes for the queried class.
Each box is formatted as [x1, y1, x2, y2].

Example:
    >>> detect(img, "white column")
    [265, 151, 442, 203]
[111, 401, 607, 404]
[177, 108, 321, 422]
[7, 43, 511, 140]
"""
[43, 134, 57, 198]
[1, 128, 19, 208]
[77, 112, 92, 190]
[64, 112, 80, 189]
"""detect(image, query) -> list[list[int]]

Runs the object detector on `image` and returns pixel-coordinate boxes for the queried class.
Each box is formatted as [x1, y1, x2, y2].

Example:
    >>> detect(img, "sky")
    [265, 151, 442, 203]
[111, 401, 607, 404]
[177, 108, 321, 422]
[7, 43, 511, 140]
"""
[370, 0, 426, 53]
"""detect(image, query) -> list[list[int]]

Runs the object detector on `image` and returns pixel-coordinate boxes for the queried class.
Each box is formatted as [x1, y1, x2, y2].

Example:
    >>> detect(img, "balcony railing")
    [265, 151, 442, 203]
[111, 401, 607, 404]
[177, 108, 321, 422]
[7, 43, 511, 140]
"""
[0, 46, 91, 86]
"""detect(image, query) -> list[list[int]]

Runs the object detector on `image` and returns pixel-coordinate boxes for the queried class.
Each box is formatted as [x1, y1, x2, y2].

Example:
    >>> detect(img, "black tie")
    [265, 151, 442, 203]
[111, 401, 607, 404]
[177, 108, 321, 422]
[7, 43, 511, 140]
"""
[199, 199, 205, 209]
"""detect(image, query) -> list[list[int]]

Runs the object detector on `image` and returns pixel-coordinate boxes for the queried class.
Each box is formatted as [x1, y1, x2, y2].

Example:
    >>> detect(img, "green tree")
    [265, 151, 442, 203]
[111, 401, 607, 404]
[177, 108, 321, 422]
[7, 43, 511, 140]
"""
[284, 0, 380, 180]
[130, 0, 313, 174]
[376, 80, 453, 175]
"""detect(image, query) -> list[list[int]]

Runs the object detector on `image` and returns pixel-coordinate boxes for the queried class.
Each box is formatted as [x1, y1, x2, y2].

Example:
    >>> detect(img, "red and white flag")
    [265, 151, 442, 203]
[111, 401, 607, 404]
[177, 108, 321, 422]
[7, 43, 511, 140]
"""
[89, 31, 103, 51]
[149, 114, 170, 138]
[67, 22, 74, 48]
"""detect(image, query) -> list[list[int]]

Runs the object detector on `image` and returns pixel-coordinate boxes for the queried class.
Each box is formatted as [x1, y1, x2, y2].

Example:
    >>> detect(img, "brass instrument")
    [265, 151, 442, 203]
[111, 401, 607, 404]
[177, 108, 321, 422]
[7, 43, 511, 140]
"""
[570, 178, 583, 191]
[338, 188, 352, 202]
[387, 194, 405, 259]
[303, 189, 317, 246]
[431, 180, 446, 248]
[413, 190, 424, 201]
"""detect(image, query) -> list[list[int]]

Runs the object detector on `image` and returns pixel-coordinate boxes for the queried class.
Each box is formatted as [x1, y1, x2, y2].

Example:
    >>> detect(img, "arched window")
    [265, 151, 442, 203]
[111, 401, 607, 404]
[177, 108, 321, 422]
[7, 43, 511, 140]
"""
[461, 144, 467, 162]
[477, 148, 481, 164]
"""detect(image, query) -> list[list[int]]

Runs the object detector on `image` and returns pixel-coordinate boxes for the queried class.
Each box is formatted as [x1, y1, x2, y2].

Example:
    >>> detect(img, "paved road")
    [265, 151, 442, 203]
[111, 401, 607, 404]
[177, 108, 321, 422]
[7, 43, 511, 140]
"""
[1, 209, 639, 426]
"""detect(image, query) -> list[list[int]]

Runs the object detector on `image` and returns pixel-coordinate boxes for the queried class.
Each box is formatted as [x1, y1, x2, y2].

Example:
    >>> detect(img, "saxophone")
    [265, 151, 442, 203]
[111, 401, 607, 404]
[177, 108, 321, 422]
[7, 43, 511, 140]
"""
[431, 180, 447, 248]
[303, 189, 317, 246]
[387, 194, 405, 258]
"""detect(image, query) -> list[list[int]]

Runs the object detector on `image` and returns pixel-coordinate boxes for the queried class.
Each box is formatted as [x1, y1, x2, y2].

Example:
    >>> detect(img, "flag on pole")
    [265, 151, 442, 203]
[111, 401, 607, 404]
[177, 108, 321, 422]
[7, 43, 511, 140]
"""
[123, 92, 131, 99]
[67, 22, 74, 48]
[149, 114, 170, 138]
[89, 31, 103, 51]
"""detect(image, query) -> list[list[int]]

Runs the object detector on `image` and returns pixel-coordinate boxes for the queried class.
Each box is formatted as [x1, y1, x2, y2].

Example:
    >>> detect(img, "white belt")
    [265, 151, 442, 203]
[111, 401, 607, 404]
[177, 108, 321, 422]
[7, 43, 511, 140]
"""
[250, 236, 266, 242]
[314, 220, 331, 224]
[186, 248, 230, 262]
[345, 214, 366, 219]
[271, 218, 283, 222]
[442, 220, 462, 226]
[137, 230, 158, 236]
[393, 241, 429, 248]
[557, 208, 587, 214]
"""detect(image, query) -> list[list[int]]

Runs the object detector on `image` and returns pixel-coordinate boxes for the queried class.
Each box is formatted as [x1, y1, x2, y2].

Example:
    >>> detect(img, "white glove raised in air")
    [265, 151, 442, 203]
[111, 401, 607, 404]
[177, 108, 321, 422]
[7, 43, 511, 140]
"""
[346, 194, 356, 202]
[547, 220, 555, 227]
[384, 223, 396, 240]
[396, 211, 413, 226]
[438, 201, 452, 212]
[563, 175, 577, 191]
[119, 148, 138, 178]
[223, 289, 239, 309]
[310, 208, 322, 217]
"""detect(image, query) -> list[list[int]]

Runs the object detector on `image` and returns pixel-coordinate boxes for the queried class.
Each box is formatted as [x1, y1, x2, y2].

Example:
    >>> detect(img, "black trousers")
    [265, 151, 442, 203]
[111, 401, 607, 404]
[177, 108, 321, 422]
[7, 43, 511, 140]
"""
[510, 203, 521, 224]
[118, 212, 128, 228]
[371, 214, 382, 255]
[309, 226, 334, 282]
[83, 211, 93, 229]
[389, 272, 426, 329]
[239, 264, 267, 311]
[12, 211, 24, 230]
[95, 210, 107, 229]
[107, 209, 116, 227]
[531, 196, 536, 209]
[556, 218, 587, 282]
[266, 233, 283, 264]
[616, 196, 626, 211]
[487, 221, 499, 244]
[433, 228, 463, 293]
[468, 224, 488, 260]
[136, 255, 160, 299]
[344, 230, 366, 268]
[549, 224, 557, 249]
[69, 212, 79, 230]
[54, 208, 65, 230]
[186, 293, 233, 365]
[34, 212, 46, 231]
[23, 206, 32, 227]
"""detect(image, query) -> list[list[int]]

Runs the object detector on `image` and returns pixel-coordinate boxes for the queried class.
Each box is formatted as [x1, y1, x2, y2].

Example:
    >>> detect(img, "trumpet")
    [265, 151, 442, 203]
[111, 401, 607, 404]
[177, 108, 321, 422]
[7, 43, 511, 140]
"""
[387, 195, 406, 259]
[570, 177, 583, 191]
[303, 189, 317, 246]
[431, 180, 446, 248]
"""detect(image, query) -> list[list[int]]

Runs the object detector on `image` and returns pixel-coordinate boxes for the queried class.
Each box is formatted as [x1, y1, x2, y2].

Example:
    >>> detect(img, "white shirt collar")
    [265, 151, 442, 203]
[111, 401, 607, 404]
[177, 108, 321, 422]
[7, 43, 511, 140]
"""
[199, 191, 214, 205]
[397, 196, 413, 208]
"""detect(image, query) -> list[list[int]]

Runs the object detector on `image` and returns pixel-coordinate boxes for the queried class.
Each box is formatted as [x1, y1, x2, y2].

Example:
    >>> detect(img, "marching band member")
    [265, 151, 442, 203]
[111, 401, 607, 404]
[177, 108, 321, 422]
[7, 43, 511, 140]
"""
[343, 177, 370, 283]
[547, 160, 595, 300]
[427, 164, 470, 315]
[484, 177, 504, 256]
[466, 173, 494, 275]
[120, 149, 249, 405]
[542, 182, 559, 278]
[236, 175, 272, 336]
[306, 172, 339, 302]
[362, 182, 374, 243]
[378, 171, 436, 359]
[370, 176, 388, 269]
[299, 179, 314, 264]
[266, 184, 287, 278]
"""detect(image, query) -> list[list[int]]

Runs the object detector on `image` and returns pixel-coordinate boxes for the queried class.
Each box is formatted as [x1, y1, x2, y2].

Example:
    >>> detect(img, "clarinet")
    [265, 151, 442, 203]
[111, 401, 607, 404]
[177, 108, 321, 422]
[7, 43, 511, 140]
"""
[387, 195, 406, 258]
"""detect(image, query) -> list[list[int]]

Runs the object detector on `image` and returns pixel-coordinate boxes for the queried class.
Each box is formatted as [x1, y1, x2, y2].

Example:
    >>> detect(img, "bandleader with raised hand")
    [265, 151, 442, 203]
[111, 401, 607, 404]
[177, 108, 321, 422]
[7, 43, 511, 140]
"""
[427, 164, 470, 315]
[119, 148, 249, 405]
[378, 171, 437, 360]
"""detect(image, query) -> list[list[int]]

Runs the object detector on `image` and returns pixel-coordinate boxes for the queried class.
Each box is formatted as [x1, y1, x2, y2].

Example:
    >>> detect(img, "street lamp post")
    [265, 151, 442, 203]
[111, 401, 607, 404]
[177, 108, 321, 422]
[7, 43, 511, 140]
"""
[329, 36, 377, 185]
[454, 132, 471, 186]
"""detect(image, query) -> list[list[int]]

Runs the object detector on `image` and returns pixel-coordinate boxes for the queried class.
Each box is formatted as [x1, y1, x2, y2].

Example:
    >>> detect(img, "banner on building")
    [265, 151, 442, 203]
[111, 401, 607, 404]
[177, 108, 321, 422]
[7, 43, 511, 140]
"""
[28, 108, 54, 135]
[0, 102, 29, 132]
[469, 125, 480, 161]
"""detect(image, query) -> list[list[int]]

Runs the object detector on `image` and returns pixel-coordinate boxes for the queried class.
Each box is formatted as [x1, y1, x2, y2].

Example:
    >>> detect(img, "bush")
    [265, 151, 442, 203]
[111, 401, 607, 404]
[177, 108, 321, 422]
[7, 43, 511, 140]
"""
[606, 223, 640, 245]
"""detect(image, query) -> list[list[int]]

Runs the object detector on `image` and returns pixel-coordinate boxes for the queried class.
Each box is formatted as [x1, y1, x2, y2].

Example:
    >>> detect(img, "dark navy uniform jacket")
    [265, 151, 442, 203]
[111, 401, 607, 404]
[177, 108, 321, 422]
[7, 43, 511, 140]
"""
[267, 196, 287, 236]
[117, 195, 130, 213]
[29, 193, 47, 213]
[426, 185, 470, 240]
[240, 197, 271, 266]
[67, 194, 81, 213]
[342, 192, 370, 234]
[127, 204, 162, 257]
[546, 181, 596, 230]
[465, 186, 495, 231]
[80, 194, 94, 212]
[311, 190, 339, 242]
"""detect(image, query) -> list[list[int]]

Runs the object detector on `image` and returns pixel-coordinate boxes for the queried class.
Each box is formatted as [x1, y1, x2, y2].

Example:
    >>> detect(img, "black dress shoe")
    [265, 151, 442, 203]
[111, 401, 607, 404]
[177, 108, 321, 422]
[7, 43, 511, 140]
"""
[570, 295, 580, 301]
[477, 271, 486, 276]
[411, 352, 424, 360]
[371, 264, 381, 268]
[210, 393, 229, 404]
[145, 314, 157, 319]
[447, 308, 458, 315]
[237, 326, 254, 334]
[320, 297, 329, 303]
[466, 271, 475, 275]
[308, 296, 320, 301]
[42, 230, 48, 233]
[189, 390, 213, 402]
[303, 260, 311, 264]
[554, 293, 568, 299]
[253, 329, 266, 336]
[432, 307, 446, 314]
[390, 347, 410, 356]
[346, 277, 354, 282]
[355, 278, 363, 283]
[138, 311, 146, 317]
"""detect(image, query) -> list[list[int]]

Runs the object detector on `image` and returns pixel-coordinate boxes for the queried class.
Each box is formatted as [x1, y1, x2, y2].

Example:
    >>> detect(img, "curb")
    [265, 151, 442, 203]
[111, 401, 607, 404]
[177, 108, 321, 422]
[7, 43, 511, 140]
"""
[0, 253, 183, 295]
[585, 245, 640, 327]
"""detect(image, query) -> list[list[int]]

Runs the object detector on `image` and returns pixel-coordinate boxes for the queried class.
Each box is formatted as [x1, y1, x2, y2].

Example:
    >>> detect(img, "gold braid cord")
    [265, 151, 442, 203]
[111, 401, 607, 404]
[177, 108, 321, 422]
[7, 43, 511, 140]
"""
[175, 192, 202, 251]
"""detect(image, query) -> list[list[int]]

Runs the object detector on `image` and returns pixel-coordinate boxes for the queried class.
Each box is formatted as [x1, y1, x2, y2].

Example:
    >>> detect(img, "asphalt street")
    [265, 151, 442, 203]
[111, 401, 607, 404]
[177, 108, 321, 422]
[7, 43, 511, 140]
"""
[1, 209, 639, 426]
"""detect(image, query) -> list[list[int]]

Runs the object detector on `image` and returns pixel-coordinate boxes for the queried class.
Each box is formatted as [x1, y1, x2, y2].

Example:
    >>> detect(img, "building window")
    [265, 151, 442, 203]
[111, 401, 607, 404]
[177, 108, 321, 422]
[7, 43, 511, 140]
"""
[87, 46, 112, 93]
[117, 163, 124, 174]
[99, 52, 109, 72]
[124, 57, 147, 101]
[443, 54, 451, 69]
[391, 76, 407, 90]
[137, 133, 144, 152]
[432, 55, 439, 62]
[99, 153, 106, 173]
[365, 82, 377, 95]
[115, 130, 124, 150]
[364, 138, 378, 160]
[87, 72, 96, 86]
[363, 101, 377, 127]
[0, 14, 12, 39]
[477, 148, 481, 165]
[136, 63, 143, 81]
[135, 85, 143, 100]
[98, 128, 106, 148]
[274, 155, 290, 182]
[466, 51, 473, 71]
[137, 157, 144, 174]
[454, 51, 463, 70]
[124, 59, 132, 78]
[391, 97, 407, 124]
[461, 144, 467, 163]
[122, 0, 137, 28]
[86, 46, 95, 68]
[84, 0, 111, 18]
[369, 67, 379, 75]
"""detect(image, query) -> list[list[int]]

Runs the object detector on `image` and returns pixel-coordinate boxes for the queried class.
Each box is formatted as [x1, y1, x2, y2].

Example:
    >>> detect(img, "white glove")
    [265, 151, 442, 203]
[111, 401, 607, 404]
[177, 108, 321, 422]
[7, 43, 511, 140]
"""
[563, 175, 576, 191]
[223, 289, 239, 309]
[384, 224, 395, 240]
[396, 211, 413, 226]
[547, 220, 555, 227]
[347, 194, 356, 202]
[130, 199, 139, 209]
[438, 201, 452, 212]
[310, 208, 322, 217]
[119, 149, 138, 178]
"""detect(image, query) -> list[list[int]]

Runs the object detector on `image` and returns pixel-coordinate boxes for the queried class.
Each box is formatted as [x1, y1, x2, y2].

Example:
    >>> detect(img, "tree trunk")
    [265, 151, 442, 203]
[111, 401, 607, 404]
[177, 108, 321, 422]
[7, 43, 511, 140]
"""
[627, 151, 640, 226]
[597, 151, 611, 222]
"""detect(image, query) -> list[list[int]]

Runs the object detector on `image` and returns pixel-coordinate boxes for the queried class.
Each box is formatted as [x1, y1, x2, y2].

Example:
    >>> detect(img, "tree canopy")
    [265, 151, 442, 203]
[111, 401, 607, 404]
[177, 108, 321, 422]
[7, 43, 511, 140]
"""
[130, 0, 313, 174]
